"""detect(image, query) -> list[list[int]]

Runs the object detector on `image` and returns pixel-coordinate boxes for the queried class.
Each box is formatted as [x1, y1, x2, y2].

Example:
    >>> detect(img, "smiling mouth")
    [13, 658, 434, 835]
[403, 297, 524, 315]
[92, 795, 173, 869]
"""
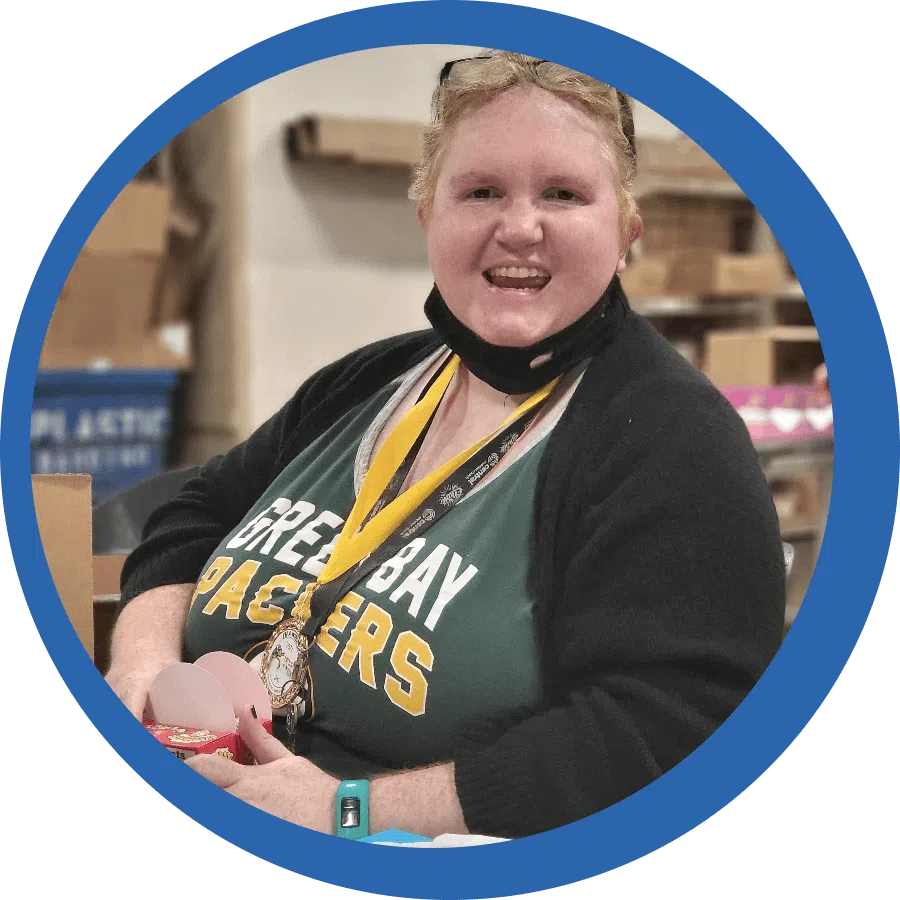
[484, 266, 552, 291]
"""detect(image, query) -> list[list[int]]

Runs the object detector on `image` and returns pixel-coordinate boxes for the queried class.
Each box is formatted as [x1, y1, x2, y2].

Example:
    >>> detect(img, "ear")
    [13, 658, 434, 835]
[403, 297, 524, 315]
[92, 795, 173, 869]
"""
[416, 205, 428, 229]
[616, 217, 643, 272]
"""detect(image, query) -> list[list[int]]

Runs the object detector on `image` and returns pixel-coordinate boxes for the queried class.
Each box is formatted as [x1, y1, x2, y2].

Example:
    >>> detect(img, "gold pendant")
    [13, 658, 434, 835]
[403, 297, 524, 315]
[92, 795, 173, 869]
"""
[260, 618, 309, 709]
[260, 583, 318, 709]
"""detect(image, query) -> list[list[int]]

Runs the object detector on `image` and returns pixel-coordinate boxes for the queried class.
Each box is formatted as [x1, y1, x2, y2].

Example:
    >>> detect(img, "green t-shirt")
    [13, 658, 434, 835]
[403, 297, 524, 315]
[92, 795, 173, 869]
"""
[184, 366, 550, 778]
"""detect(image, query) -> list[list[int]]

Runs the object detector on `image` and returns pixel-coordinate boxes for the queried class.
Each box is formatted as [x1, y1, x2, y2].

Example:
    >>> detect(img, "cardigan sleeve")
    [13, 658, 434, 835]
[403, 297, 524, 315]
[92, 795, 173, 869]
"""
[453, 376, 786, 837]
[119, 375, 328, 604]
[119, 332, 438, 605]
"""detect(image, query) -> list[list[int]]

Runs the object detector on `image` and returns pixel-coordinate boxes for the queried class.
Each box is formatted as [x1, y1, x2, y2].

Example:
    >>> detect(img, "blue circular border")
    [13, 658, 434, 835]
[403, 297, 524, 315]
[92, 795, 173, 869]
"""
[3, 2, 898, 896]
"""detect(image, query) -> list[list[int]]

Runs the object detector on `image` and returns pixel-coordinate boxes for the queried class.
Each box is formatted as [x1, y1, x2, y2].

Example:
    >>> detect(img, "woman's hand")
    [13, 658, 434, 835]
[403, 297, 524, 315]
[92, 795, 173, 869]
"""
[105, 662, 168, 719]
[186, 707, 339, 833]
[106, 583, 195, 719]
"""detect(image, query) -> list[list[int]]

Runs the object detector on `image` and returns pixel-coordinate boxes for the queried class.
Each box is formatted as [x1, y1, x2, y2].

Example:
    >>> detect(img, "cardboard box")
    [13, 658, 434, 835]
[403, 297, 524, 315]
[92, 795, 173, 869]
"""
[40, 331, 190, 370]
[623, 252, 786, 301]
[620, 257, 671, 300]
[40, 181, 190, 369]
[282, 122, 734, 183]
[638, 196, 750, 255]
[705, 327, 822, 386]
[285, 115, 425, 168]
[92, 553, 126, 675]
[771, 473, 820, 523]
[145, 655, 275, 764]
[635, 136, 729, 180]
[666, 251, 785, 297]
[93, 553, 127, 597]
[84, 181, 171, 256]
[155, 195, 209, 325]
[145, 721, 275, 763]
[32, 474, 94, 658]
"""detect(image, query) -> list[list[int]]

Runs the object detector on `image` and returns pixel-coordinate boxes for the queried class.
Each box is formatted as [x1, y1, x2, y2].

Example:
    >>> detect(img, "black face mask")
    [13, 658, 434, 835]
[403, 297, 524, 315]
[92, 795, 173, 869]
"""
[424, 275, 629, 394]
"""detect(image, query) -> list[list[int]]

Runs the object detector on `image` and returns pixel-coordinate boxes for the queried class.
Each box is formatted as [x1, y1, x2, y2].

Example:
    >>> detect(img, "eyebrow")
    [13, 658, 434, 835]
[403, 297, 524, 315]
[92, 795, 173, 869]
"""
[447, 170, 598, 188]
[446, 171, 501, 189]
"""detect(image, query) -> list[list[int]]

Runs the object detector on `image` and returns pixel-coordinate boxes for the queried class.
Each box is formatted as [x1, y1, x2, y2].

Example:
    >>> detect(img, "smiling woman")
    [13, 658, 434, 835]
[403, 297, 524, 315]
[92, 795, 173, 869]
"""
[425, 86, 634, 346]
[108, 50, 785, 840]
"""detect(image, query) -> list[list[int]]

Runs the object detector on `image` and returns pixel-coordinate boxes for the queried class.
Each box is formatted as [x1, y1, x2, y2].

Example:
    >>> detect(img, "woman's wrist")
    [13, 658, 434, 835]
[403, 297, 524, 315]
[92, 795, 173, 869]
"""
[367, 763, 467, 838]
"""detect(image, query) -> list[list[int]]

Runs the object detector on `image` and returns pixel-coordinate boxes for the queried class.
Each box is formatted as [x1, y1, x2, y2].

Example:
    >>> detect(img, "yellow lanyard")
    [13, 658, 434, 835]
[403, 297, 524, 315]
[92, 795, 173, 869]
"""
[301, 354, 559, 612]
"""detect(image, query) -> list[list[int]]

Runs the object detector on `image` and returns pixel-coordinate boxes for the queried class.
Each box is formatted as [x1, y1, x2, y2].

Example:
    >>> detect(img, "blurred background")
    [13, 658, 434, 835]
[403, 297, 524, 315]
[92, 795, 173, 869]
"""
[31, 45, 831, 634]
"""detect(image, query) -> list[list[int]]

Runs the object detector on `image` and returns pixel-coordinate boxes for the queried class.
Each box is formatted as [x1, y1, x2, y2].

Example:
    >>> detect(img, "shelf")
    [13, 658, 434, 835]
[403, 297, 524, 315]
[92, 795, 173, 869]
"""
[774, 281, 806, 302]
[760, 449, 834, 481]
[755, 437, 833, 456]
[285, 115, 423, 169]
[282, 117, 752, 207]
[633, 173, 745, 200]
[779, 517, 821, 541]
[633, 296, 759, 317]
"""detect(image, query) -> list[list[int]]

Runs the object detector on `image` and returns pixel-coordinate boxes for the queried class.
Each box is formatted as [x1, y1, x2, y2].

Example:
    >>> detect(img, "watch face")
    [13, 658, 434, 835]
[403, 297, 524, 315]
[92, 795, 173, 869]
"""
[340, 798, 361, 829]
[261, 623, 307, 708]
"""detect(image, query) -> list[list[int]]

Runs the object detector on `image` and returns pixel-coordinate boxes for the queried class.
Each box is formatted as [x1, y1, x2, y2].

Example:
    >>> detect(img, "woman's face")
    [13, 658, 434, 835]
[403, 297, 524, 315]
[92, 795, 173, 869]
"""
[423, 85, 636, 347]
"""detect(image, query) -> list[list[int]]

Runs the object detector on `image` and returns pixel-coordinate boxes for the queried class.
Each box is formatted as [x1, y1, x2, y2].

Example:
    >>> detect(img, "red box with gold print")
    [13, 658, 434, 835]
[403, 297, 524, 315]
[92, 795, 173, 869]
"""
[144, 720, 273, 764]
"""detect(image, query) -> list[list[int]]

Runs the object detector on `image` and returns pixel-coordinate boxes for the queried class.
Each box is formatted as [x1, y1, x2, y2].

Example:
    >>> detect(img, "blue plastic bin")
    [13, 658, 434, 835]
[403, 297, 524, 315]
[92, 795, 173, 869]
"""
[32, 370, 180, 503]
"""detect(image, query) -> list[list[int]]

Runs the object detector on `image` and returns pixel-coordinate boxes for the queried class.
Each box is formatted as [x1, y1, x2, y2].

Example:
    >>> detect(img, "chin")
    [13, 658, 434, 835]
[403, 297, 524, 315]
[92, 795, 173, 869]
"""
[466, 310, 556, 348]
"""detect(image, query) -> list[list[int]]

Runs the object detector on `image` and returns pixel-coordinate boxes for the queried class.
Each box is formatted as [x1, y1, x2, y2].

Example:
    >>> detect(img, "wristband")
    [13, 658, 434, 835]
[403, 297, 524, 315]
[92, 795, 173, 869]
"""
[335, 779, 369, 839]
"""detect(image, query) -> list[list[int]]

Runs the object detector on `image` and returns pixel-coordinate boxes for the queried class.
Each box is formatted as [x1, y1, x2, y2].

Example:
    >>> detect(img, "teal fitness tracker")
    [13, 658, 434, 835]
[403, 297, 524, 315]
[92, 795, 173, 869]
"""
[335, 779, 369, 839]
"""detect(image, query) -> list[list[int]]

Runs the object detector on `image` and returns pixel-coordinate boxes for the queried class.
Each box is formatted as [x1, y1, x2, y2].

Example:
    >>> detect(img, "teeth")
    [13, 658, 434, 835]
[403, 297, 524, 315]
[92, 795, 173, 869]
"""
[487, 267, 550, 279]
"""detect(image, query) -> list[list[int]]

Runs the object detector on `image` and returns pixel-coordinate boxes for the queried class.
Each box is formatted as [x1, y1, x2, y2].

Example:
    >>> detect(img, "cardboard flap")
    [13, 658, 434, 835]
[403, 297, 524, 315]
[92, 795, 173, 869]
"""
[84, 181, 172, 255]
[195, 652, 273, 720]
[148, 663, 237, 733]
[32, 475, 94, 659]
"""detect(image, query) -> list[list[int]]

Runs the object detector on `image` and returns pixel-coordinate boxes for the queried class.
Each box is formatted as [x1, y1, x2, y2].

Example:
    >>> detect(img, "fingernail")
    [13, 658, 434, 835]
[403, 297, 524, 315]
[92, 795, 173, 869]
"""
[250, 705, 258, 719]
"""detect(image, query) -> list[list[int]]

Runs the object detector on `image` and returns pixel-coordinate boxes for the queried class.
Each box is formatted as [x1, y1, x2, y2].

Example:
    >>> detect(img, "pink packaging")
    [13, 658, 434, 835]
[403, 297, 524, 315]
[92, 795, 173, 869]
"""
[722, 385, 832, 444]
[804, 386, 834, 438]
[722, 387, 773, 443]
[766, 385, 814, 441]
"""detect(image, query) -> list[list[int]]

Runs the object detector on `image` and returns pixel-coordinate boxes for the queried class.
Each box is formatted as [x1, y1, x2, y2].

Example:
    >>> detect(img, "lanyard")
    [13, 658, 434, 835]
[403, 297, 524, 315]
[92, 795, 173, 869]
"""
[298, 356, 559, 636]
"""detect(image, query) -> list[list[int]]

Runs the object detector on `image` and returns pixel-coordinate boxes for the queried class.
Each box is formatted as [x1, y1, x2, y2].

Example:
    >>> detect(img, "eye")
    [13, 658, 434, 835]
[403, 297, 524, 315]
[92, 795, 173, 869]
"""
[544, 188, 583, 203]
[465, 187, 501, 200]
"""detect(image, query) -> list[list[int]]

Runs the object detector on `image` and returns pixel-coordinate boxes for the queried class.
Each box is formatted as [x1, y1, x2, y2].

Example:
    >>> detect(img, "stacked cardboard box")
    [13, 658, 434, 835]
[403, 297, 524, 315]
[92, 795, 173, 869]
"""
[637, 196, 753, 255]
[705, 326, 823, 386]
[634, 135, 730, 181]
[705, 328, 830, 444]
[32, 475, 94, 659]
[40, 179, 195, 370]
[285, 114, 425, 168]
[622, 250, 785, 300]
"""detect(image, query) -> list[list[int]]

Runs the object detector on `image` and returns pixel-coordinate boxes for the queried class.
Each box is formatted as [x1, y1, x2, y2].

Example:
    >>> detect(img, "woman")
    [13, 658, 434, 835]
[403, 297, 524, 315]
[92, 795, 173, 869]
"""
[107, 52, 785, 839]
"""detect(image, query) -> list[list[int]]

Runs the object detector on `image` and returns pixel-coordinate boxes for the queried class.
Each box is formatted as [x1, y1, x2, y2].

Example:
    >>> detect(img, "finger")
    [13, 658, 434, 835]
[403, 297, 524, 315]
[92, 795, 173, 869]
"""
[186, 752, 244, 789]
[238, 705, 292, 764]
[105, 674, 149, 721]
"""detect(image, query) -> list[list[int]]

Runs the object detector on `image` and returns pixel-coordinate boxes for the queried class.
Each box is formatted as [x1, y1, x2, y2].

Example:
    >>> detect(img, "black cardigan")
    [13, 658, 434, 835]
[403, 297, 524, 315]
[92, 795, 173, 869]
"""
[121, 299, 785, 837]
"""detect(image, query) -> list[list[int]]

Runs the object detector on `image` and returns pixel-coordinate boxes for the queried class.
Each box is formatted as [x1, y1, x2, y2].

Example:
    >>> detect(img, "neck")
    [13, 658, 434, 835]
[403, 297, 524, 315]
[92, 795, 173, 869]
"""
[443, 362, 530, 430]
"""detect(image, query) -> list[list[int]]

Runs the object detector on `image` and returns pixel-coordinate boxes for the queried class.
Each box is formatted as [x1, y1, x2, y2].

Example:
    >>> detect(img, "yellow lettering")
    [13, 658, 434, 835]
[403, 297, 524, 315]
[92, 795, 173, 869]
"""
[338, 602, 393, 688]
[247, 574, 302, 625]
[191, 556, 233, 604]
[384, 631, 433, 717]
[201, 560, 260, 619]
[317, 592, 364, 657]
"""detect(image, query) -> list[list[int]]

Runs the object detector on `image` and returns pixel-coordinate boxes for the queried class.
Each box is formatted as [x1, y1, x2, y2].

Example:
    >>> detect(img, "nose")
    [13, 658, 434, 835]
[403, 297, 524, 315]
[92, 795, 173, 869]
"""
[495, 199, 543, 249]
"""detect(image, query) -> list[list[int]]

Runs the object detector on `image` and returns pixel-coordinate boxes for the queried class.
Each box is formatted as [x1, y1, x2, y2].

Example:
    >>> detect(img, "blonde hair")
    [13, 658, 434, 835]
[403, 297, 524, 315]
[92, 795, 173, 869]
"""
[409, 51, 638, 239]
